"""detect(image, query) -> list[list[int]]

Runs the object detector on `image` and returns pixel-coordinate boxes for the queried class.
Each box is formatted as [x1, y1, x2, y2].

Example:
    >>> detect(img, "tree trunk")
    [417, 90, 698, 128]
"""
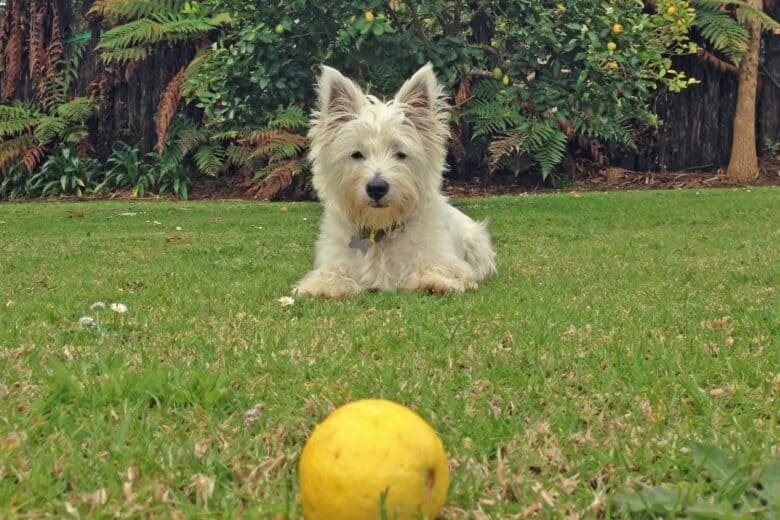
[726, 0, 762, 182]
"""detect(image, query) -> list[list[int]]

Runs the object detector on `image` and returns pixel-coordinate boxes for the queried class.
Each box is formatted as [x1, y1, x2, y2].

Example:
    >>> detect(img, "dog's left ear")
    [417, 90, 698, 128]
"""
[394, 63, 447, 132]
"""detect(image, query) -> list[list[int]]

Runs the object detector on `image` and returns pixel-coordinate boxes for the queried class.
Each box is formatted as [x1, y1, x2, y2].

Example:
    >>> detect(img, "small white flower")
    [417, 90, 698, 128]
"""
[79, 316, 96, 327]
[153, 221, 162, 225]
[90, 301, 106, 310]
[110, 303, 128, 314]
[175, 226, 182, 231]
[119, 212, 137, 217]
[277, 296, 295, 307]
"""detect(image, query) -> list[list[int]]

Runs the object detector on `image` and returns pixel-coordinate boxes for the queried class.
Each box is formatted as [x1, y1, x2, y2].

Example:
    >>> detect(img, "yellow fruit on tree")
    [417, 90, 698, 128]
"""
[667, 6, 678, 16]
[299, 399, 449, 520]
[612, 23, 623, 34]
[365, 10, 375, 22]
[607, 61, 619, 70]
[502, 74, 510, 86]
[607, 41, 617, 51]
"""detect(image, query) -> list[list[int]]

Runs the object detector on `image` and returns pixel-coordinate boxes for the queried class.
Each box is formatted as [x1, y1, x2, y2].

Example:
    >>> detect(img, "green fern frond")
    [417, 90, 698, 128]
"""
[97, 12, 230, 64]
[692, 0, 780, 63]
[530, 128, 568, 178]
[90, 0, 182, 23]
[693, 5, 748, 63]
[693, 0, 779, 29]
[266, 105, 308, 131]
[33, 116, 67, 143]
[209, 129, 239, 141]
[464, 98, 523, 138]
[97, 47, 151, 65]
[225, 144, 253, 168]
[0, 103, 44, 138]
[193, 143, 225, 176]
[56, 97, 95, 123]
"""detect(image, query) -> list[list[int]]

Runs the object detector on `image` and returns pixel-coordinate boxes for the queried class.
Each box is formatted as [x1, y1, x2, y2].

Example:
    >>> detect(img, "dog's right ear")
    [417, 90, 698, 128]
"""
[316, 66, 364, 125]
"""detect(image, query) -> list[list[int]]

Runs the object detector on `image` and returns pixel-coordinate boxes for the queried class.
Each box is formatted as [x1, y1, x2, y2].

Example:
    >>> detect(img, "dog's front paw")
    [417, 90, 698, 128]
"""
[293, 269, 361, 299]
[406, 264, 476, 294]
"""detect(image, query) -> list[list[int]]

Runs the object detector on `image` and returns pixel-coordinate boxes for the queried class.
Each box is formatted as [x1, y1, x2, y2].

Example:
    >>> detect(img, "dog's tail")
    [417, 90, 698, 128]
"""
[451, 207, 497, 282]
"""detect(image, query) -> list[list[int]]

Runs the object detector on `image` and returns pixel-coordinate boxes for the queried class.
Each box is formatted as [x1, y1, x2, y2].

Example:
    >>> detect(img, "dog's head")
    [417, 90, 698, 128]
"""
[308, 64, 450, 230]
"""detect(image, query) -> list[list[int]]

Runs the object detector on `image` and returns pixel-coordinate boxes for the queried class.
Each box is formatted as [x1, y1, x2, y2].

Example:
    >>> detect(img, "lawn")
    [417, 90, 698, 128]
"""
[0, 188, 778, 518]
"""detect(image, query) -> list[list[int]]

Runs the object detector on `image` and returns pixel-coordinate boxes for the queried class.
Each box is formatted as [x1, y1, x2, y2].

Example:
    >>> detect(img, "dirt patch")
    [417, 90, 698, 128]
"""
[443, 158, 780, 198]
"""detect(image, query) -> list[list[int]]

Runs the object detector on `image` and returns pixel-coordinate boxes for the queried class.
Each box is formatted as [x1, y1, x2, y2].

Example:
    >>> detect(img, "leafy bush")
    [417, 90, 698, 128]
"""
[99, 141, 157, 197]
[175, 0, 697, 178]
[2, 0, 715, 196]
[27, 145, 99, 197]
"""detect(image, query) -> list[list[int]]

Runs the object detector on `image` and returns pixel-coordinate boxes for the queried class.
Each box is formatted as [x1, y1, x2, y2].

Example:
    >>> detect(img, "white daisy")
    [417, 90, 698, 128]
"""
[79, 316, 96, 327]
[90, 301, 106, 310]
[110, 303, 128, 314]
[277, 296, 295, 307]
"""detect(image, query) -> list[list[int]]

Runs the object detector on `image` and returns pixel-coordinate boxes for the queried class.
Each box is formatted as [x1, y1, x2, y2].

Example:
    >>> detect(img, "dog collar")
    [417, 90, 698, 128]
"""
[349, 224, 401, 254]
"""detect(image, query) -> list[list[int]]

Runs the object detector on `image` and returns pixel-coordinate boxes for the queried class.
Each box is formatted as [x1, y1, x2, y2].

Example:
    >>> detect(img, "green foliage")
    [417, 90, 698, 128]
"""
[99, 141, 157, 197]
[94, 1, 231, 64]
[692, 0, 780, 64]
[0, 163, 31, 199]
[615, 443, 780, 517]
[149, 150, 190, 199]
[27, 145, 99, 197]
[0, 97, 96, 175]
[41, 39, 90, 111]
[693, 2, 748, 63]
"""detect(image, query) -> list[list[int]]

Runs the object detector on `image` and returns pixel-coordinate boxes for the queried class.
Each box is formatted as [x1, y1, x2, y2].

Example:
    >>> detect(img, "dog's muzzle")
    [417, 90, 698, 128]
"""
[366, 176, 389, 203]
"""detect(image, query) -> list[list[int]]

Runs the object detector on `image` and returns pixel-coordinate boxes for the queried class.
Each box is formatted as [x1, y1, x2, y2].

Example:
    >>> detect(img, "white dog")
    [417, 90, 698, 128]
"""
[294, 64, 496, 297]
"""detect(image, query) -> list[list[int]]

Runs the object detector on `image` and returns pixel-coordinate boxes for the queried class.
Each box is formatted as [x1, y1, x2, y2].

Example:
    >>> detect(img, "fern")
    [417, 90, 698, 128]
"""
[692, 0, 780, 64]
[528, 125, 568, 177]
[156, 68, 185, 153]
[89, 0, 185, 23]
[56, 97, 95, 122]
[0, 103, 44, 137]
[95, 8, 231, 65]
[33, 116, 67, 143]
[693, 2, 748, 63]
[464, 98, 524, 138]
[193, 143, 225, 177]
[0, 134, 37, 172]
[265, 105, 308, 132]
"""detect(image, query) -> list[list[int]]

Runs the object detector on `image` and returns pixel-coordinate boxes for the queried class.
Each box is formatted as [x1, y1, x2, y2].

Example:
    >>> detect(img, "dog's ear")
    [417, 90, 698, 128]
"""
[317, 66, 364, 124]
[394, 63, 447, 135]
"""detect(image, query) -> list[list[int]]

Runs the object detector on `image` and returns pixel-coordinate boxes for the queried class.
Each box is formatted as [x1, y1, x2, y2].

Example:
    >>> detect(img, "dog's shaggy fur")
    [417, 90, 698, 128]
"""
[294, 64, 496, 297]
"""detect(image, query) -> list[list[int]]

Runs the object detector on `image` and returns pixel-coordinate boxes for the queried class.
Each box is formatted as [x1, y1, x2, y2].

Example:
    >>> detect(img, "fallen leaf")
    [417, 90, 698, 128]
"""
[194, 439, 210, 459]
[188, 474, 215, 504]
[243, 402, 265, 426]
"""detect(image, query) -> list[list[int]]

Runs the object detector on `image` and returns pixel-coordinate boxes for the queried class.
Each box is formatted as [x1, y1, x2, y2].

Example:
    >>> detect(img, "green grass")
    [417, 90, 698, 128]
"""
[0, 188, 778, 518]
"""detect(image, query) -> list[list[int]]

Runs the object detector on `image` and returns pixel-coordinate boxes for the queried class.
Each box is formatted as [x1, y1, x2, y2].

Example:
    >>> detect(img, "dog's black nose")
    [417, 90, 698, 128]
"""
[366, 177, 389, 201]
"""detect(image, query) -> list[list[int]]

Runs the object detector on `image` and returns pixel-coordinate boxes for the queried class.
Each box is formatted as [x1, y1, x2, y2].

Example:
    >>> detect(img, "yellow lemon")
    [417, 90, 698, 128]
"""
[299, 399, 449, 520]
[666, 6, 678, 16]
[612, 23, 623, 34]
[607, 61, 619, 71]
[365, 10, 375, 22]
[502, 74, 510, 87]
[607, 41, 617, 51]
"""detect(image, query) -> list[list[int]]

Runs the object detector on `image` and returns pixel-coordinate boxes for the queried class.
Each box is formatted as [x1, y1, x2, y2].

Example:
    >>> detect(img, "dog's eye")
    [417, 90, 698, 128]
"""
[395, 152, 407, 160]
[351, 151, 364, 160]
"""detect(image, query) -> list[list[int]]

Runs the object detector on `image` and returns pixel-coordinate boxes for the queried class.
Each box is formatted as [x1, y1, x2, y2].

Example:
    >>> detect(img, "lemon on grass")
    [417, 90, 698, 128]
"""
[299, 399, 449, 520]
